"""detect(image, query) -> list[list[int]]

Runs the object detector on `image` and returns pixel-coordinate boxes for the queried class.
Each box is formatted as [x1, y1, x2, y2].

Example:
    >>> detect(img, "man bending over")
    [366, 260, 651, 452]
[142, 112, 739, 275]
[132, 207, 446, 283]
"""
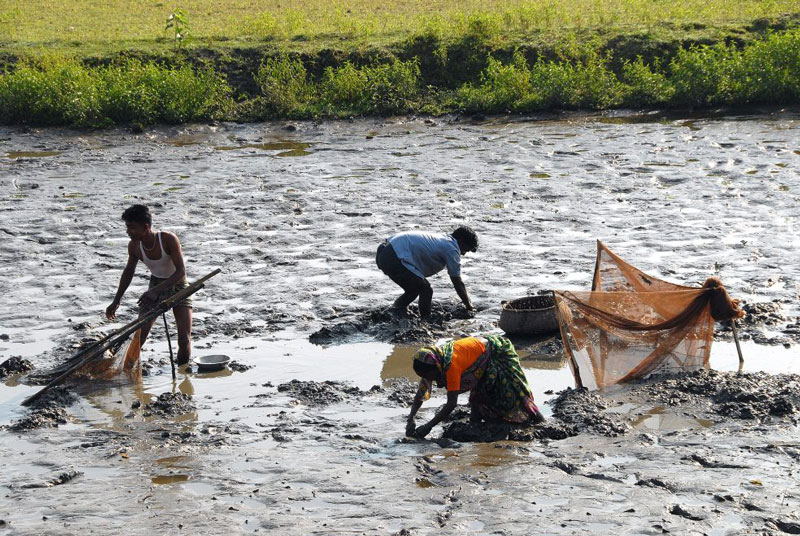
[376, 226, 478, 317]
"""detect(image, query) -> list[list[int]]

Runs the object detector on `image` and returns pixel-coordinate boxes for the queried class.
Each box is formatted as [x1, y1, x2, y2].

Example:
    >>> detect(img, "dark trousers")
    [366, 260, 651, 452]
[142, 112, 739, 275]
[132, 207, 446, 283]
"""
[376, 242, 433, 316]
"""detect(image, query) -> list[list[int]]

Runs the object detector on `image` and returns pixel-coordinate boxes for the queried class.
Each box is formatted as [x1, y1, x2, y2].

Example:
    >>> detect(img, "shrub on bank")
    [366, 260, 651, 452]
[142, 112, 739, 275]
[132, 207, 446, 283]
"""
[0, 58, 104, 126]
[1, 28, 799, 126]
[319, 59, 421, 115]
[0, 57, 231, 126]
[456, 50, 625, 112]
[255, 54, 313, 116]
[103, 60, 231, 124]
[620, 58, 674, 106]
[668, 29, 800, 106]
[456, 28, 800, 113]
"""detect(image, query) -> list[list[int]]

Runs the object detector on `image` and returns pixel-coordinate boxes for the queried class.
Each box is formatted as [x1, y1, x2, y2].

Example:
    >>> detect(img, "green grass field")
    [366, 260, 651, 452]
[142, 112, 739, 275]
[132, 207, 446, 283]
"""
[1, 0, 797, 55]
[0, 1, 798, 125]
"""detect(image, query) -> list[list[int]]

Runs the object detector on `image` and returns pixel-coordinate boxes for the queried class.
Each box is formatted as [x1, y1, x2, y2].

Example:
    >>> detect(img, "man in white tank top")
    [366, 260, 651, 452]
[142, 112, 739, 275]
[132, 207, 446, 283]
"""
[106, 204, 193, 366]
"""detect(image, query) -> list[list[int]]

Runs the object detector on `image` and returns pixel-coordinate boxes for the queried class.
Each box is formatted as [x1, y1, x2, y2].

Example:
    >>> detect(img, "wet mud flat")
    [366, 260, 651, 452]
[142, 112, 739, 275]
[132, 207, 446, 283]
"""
[1, 110, 799, 351]
[0, 110, 799, 533]
[3, 367, 800, 534]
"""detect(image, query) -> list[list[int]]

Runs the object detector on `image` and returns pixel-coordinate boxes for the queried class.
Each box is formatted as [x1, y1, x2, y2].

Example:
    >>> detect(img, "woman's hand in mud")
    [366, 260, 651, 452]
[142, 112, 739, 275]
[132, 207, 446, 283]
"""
[405, 418, 417, 437]
[105, 301, 119, 320]
[414, 423, 433, 438]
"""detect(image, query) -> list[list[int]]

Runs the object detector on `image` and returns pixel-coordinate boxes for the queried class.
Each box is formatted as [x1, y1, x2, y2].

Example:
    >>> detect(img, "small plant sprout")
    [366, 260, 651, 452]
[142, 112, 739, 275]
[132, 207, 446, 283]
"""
[165, 9, 190, 49]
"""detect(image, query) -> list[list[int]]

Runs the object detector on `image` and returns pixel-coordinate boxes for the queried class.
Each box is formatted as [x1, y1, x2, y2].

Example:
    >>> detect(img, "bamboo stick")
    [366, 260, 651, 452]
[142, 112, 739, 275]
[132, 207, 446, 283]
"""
[21, 269, 220, 406]
[731, 319, 744, 368]
[163, 313, 176, 380]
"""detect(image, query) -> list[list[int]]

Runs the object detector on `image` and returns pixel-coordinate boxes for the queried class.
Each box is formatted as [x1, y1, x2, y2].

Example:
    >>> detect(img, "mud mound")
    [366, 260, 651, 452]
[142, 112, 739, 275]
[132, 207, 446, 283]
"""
[277, 380, 364, 406]
[5, 386, 77, 432]
[8, 406, 69, 432]
[383, 378, 419, 406]
[0, 356, 33, 379]
[229, 361, 253, 372]
[641, 369, 800, 421]
[309, 303, 473, 345]
[441, 418, 576, 442]
[142, 392, 195, 417]
[29, 386, 78, 409]
[20, 469, 82, 488]
[740, 301, 785, 328]
[442, 421, 512, 442]
[509, 422, 579, 441]
[440, 386, 630, 443]
[550, 388, 630, 437]
[722, 300, 800, 345]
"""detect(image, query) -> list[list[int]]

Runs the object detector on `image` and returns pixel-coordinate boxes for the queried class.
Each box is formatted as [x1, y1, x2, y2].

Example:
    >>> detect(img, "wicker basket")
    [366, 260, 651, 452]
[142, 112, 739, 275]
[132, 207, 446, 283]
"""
[499, 294, 559, 335]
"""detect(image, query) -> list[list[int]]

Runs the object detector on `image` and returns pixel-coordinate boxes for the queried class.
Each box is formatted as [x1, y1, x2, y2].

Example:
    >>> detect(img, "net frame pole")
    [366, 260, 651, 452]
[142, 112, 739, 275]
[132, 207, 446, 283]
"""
[163, 313, 176, 380]
[21, 269, 220, 406]
[731, 319, 744, 367]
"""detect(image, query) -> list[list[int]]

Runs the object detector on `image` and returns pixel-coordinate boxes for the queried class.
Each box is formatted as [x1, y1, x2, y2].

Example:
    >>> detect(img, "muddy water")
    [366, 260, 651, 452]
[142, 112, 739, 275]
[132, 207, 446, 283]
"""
[1, 110, 799, 534]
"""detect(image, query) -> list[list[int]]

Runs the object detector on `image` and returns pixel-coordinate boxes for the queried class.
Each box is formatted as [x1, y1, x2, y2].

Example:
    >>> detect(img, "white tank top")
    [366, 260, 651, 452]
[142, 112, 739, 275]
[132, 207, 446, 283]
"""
[139, 232, 177, 278]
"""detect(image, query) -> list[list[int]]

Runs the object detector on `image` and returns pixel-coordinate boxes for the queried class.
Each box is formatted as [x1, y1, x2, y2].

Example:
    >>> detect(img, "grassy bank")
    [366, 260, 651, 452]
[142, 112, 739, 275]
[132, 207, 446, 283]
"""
[1, 0, 798, 54]
[0, 1, 799, 126]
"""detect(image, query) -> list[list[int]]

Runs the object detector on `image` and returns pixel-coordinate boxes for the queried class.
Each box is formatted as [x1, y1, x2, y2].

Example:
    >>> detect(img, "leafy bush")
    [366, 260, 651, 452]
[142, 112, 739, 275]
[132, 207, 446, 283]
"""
[728, 29, 800, 103]
[320, 59, 420, 115]
[0, 57, 230, 126]
[255, 54, 313, 116]
[457, 50, 624, 112]
[0, 57, 104, 126]
[667, 29, 800, 107]
[621, 57, 675, 106]
[668, 44, 730, 106]
[456, 51, 531, 112]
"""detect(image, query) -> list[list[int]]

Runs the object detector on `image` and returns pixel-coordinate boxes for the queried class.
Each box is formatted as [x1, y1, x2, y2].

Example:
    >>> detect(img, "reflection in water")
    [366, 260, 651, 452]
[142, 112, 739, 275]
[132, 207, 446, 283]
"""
[630, 405, 713, 431]
[188, 367, 233, 380]
[177, 376, 194, 396]
[6, 151, 62, 158]
[213, 140, 312, 157]
[76, 371, 202, 430]
[83, 381, 148, 427]
[379, 344, 418, 382]
[156, 456, 193, 468]
[151, 474, 190, 485]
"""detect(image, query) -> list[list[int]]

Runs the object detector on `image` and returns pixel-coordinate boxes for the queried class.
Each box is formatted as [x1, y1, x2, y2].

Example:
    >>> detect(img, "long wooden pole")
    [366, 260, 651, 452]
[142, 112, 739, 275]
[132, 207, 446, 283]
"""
[731, 319, 744, 368]
[22, 269, 220, 406]
[552, 290, 584, 389]
[163, 313, 176, 380]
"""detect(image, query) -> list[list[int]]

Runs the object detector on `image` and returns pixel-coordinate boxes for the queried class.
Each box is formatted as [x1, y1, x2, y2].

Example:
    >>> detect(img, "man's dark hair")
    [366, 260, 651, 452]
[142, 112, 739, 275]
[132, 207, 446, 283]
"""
[452, 225, 478, 252]
[121, 204, 152, 226]
[413, 359, 440, 378]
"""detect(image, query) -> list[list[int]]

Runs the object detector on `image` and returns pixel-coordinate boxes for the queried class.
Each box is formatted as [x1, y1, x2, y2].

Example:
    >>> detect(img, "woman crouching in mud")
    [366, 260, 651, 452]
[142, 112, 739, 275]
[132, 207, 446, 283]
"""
[407, 335, 544, 438]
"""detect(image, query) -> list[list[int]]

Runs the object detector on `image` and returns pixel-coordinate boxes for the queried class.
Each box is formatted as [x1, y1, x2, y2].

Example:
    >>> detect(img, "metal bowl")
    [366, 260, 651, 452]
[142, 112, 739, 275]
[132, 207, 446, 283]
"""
[194, 354, 230, 372]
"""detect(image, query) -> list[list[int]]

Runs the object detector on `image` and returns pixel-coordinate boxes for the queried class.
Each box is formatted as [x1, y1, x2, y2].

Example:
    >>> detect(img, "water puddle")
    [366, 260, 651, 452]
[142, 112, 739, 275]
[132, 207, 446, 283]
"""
[152, 474, 191, 484]
[156, 455, 193, 468]
[629, 405, 713, 431]
[5, 151, 62, 159]
[213, 140, 312, 157]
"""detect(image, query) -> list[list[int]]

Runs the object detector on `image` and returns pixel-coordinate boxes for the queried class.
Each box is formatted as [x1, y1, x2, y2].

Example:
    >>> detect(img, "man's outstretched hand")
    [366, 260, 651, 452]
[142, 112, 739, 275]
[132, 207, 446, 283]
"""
[105, 301, 119, 320]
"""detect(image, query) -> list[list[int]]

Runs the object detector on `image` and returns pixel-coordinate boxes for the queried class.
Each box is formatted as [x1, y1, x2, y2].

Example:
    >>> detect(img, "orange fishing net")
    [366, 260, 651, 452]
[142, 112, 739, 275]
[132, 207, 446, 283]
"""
[554, 241, 743, 390]
[78, 330, 142, 382]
